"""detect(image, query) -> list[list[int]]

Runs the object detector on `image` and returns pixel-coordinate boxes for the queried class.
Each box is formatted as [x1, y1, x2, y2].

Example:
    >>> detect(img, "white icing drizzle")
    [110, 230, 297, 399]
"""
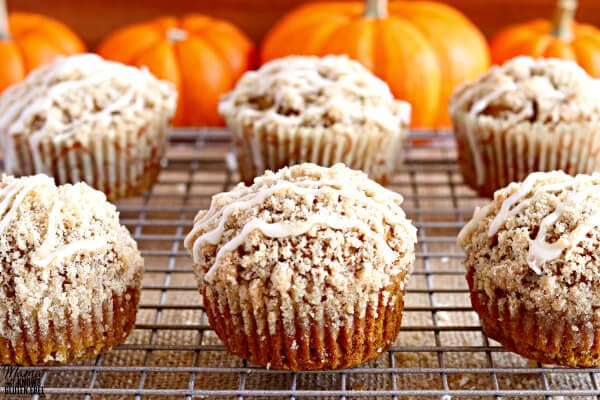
[2, 134, 18, 175]
[460, 172, 600, 274]
[0, 181, 28, 218]
[527, 186, 600, 274]
[205, 215, 396, 281]
[487, 173, 574, 237]
[456, 203, 492, 245]
[468, 82, 518, 118]
[30, 238, 108, 268]
[460, 82, 517, 186]
[33, 196, 63, 262]
[487, 173, 544, 237]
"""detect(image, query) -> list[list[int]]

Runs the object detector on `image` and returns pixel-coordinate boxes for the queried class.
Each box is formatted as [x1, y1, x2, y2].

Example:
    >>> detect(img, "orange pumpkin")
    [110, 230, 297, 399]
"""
[490, 0, 600, 77]
[261, 0, 490, 128]
[0, 7, 85, 92]
[98, 15, 255, 127]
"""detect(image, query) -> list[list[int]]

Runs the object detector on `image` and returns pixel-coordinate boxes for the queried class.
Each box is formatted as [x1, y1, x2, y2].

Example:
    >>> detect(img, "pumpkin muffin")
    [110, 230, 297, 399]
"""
[218, 55, 411, 185]
[450, 56, 600, 198]
[458, 171, 600, 366]
[0, 53, 177, 200]
[184, 163, 417, 370]
[0, 174, 143, 365]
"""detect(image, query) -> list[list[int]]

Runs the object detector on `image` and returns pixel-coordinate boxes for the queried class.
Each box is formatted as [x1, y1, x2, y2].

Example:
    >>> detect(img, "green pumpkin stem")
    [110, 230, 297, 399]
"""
[551, 0, 578, 41]
[364, 0, 388, 19]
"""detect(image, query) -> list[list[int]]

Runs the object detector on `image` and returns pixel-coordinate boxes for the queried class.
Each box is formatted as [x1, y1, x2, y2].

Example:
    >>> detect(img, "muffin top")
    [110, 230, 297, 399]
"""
[450, 56, 600, 124]
[458, 171, 600, 320]
[0, 174, 143, 347]
[0, 53, 176, 140]
[184, 163, 416, 325]
[218, 55, 411, 135]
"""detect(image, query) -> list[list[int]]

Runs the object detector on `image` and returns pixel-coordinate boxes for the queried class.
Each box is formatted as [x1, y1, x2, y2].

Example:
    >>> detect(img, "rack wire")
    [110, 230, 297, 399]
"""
[4, 129, 600, 399]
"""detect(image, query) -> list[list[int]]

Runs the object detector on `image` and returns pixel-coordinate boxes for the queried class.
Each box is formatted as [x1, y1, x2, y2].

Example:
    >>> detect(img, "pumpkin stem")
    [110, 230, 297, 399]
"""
[0, 0, 9, 41]
[364, 0, 388, 18]
[551, 0, 578, 41]
[166, 28, 188, 42]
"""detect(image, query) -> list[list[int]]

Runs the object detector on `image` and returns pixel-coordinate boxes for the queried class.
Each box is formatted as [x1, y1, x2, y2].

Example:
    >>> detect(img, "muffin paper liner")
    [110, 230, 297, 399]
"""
[467, 271, 600, 367]
[201, 270, 407, 371]
[0, 286, 139, 366]
[227, 117, 405, 186]
[6, 117, 168, 201]
[452, 112, 600, 197]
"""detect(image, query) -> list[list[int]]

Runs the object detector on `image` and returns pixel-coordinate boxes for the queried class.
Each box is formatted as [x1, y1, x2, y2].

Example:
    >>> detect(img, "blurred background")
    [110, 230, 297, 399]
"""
[10, 0, 600, 46]
[4, 0, 600, 128]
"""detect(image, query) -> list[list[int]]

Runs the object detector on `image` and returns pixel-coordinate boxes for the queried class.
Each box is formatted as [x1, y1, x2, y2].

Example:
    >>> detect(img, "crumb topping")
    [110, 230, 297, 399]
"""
[458, 171, 600, 320]
[0, 54, 176, 172]
[0, 174, 143, 342]
[450, 57, 600, 123]
[218, 55, 411, 135]
[184, 163, 417, 331]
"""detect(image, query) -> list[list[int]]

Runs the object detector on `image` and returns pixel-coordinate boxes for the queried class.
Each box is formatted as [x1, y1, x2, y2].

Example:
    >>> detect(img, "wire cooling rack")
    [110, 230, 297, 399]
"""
[3, 129, 600, 400]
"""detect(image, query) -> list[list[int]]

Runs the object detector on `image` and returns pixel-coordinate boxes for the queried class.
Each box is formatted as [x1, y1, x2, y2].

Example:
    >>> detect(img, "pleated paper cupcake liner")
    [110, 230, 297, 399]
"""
[227, 117, 405, 186]
[467, 271, 600, 367]
[5, 118, 168, 201]
[452, 112, 600, 198]
[201, 270, 408, 371]
[0, 286, 139, 366]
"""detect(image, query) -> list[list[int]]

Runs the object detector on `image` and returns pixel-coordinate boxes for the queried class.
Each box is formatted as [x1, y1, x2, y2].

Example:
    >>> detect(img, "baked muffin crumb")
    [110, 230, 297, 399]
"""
[450, 57, 600, 197]
[459, 171, 600, 326]
[186, 163, 416, 322]
[0, 54, 176, 199]
[0, 174, 143, 364]
[185, 163, 417, 369]
[219, 55, 410, 185]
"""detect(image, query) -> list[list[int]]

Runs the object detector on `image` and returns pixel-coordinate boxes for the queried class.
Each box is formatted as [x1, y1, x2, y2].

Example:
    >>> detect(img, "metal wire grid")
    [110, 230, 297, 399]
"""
[4, 129, 600, 399]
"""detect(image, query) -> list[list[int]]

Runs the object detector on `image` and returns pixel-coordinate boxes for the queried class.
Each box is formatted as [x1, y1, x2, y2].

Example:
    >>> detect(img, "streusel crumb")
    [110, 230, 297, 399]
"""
[450, 57, 600, 123]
